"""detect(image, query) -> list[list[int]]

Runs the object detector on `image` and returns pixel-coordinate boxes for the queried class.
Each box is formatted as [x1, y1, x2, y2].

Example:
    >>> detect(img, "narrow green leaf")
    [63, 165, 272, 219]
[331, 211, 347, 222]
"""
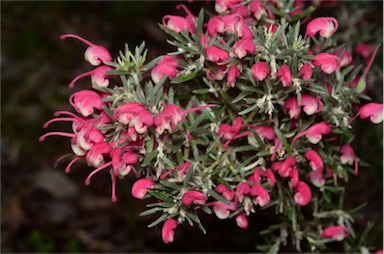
[239, 103, 258, 115]
[147, 189, 174, 203]
[142, 150, 158, 166]
[206, 189, 232, 205]
[274, 127, 292, 154]
[147, 213, 168, 228]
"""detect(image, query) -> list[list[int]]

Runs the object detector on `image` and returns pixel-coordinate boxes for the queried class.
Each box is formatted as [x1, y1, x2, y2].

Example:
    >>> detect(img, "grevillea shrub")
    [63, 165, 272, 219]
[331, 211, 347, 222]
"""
[40, 1, 383, 252]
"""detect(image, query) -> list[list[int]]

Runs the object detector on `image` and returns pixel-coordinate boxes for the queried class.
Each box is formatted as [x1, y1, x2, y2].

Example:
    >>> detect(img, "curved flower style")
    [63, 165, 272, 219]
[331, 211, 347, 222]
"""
[279, 156, 297, 177]
[131, 178, 156, 199]
[299, 63, 313, 80]
[349, 102, 383, 124]
[305, 150, 324, 172]
[227, 64, 241, 87]
[162, 4, 196, 33]
[162, 219, 178, 244]
[218, 116, 243, 140]
[60, 34, 112, 66]
[305, 17, 339, 38]
[68, 65, 112, 89]
[250, 184, 270, 207]
[322, 226, 350, 241]
[216, 184, 235, 201]
[340, 144, 358, 175]
[151, 55, 179, 83]
[206, 45, 230, 63]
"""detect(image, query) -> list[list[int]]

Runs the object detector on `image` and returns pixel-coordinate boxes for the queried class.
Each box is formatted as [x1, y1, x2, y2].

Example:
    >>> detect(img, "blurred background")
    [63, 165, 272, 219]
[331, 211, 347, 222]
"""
[1, 1, 382, 253]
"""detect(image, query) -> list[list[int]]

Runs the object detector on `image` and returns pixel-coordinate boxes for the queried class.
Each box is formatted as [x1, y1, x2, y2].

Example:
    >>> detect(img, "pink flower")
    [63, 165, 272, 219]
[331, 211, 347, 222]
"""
[86, 141, 112, 168]
[305, 150, 324, 171]
[340, 144, 358, 175]
[236, 182, 251, 202]
[182, 191, 207, 206]
[235, 212, 248, 229]
[270, 137, 284, 162]
[277, 64, 292, 87]
[312, 53, 340, 74]
[155, 104, 216, 135]
[162, 219, 178, 244]
[289, 168, 299, 188]
[212, 201, 237, 219]
[151, 55, 179, 83]
[206, 45, 230, 63]
[301, 94, 323, 115]
[60, 34, 112, 66]
[350, 102, 383, 124]
[207, 16, 226, 36]
[355, 43, 373, 60]
[284, 97, 300, 119]
[216, 184, 235, 201]
[299, 63, 313, 80]
[215, 0, 241, 13]
[279, 156, 297, 177]
[68, 65, 112, 89]
[305, 17, 338, 38]
[232, 39, 256, 59]
[69, 90, 104, 117]
[294, 181, 312, 206]
[292, 121, 331, 145]
[160, 162, 192, 179]
[250, 0, 272, 20]
[246, 125, 275, 147]
[309, 170, 325, 187]
[218, 116, 243, 140]
[264, 169, 276, 186]
[251, 62, 270, 81]
[114, 102, 154, 134]
[227, 64, 241, 87]
[162, 4, 196, 34]
[250, 185, 270, 207]
[322, 226, 350, 241]
[222, 14, 253, 39]
[131, 178, 156, 199]
[206, 64, 226, 81]
[333, 49, 353, 67]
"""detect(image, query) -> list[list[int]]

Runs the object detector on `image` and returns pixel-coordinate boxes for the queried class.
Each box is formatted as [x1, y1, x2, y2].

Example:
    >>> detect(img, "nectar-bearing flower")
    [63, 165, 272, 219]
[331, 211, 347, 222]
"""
[60, 34, 112, 66]
[305, 17, 339, 38]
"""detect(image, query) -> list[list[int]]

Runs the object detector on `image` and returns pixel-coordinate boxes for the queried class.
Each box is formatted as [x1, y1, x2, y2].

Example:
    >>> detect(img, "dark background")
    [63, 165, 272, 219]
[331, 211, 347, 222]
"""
[1, 1, 382, 253]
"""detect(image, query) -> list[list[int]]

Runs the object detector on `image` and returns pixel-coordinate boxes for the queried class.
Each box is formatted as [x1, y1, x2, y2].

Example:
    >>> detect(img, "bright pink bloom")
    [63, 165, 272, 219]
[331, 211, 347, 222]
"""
[86, 141, 112, 167]
[266, 23, 278, 34]
[60, 34, 112, 66]
[236, 182, 251, 202]
[265, 169, 276, 186]
[212, 201, 237, 219]
[279, 156, 297, 177]
[305, 17, 338, 38]
[299, 63, 313, 80]
[131, 178, 156, 199]
[162, 4, 196, 34]
[322, 226, 350, 241]
[350, 102, 383, 124]
[229, 5, 249, 17]
[292, 121, 331, 145]
[250, 0, 272, 20]
[247, 125, 275, 142]
[160, 162, 192, 179]
[206, 45, 230, 63]
[340, 144, 358, 175]
[289, 168, 299, 188]
[277, 64, 292, 87]
[222, 14, 253, 39]
[162, 219, 178, 244]
[270, 137, 284, 162]
[155, 104, 215, 134]
[301, 94, 323, 115]
[218, 116, 243, 140]
[375, 250, 384, 254]
[312, 53, 340, 74]
[182, 190, 207, 206]
[305, 150, 324, 171]
[251, 62, 270, 81]
[216, 184, 235, 201]
[227, 64, 241, 87]
[215, 0, 241, 13]
[309, 170, 325, 187]
[232, 39, 256, 59]
[207, 16, 226, 36]
[68, 65, 112, 89]
[151, 55, 179, 83]
[69, 90, 104, 117]
[114, 102, 154, 134]
[333, 49, 353, 67]
[294, 181, 312, 206]
[250, 185, 270, 207]
[284, 97, 300, 119]
[235, 212, 248, 229]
